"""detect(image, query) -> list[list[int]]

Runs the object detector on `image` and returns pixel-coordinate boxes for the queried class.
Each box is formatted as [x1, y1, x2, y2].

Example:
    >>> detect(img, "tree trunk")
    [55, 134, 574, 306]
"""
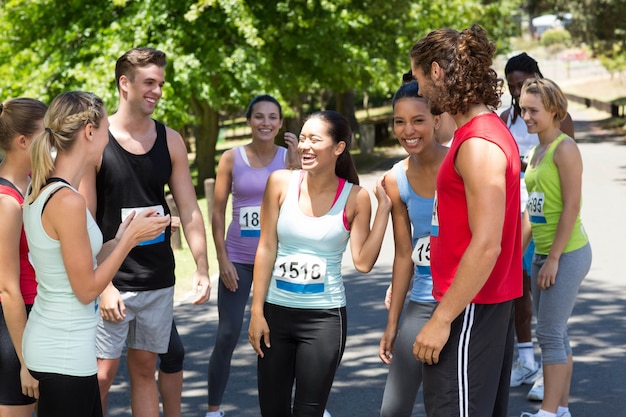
[336, 89, 361, 150]
[191, 96, 220, 193]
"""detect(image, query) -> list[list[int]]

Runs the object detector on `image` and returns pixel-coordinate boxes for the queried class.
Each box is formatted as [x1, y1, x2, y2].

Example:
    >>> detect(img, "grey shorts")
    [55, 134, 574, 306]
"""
[96, 286, 174, 358]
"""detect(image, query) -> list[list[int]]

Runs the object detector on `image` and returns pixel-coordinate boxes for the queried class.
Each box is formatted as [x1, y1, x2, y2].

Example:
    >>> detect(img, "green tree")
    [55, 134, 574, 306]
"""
[0, 0, 517, 188]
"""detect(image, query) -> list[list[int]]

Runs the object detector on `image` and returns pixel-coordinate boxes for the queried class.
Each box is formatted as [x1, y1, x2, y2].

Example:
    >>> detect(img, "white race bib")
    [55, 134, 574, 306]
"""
[239, 206, 261, 237]
[527, 191, 547, 224]
[430, 192, 439, 237]
[274, 254, 327, 294]
[412, 235, 431, 266]
[121, 205, 165, 246]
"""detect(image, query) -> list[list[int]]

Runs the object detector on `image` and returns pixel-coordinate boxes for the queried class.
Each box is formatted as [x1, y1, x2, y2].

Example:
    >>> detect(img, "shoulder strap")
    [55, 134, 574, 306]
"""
[0, 177, 23, 201]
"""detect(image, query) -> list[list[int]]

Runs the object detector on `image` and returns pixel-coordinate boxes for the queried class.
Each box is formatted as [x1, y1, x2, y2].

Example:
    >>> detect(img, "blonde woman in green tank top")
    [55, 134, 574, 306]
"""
[519, 78, 591, 417]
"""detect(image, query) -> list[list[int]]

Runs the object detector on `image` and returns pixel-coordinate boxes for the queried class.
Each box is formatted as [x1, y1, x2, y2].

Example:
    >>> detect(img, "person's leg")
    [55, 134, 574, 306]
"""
[208, 263, 254, 413]
[292, 307, 347, 417]
[530, 244, 591, 414]
[127, 348, 160, 417]
[158, 320, 185, 417]
[257, 303, 296, 417]
[97, 357, 121, 415]
[380, 302, 435, 417]
[127, 287, 175, 417]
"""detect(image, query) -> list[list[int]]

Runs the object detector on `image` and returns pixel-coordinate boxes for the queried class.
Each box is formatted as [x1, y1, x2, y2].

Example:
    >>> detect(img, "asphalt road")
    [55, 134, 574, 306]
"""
[107, 104, 626, 416]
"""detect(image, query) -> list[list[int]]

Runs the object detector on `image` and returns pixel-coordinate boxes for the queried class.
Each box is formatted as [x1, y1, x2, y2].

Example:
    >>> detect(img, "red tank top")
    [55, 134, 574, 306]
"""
[430, 113, 522, 304]
[0, 179, 37, 304]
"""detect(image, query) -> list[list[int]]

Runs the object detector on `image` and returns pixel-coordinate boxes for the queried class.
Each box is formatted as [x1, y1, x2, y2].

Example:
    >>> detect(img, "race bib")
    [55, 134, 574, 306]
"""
[121, 205, 165, 246]
[239, 206, 261, 237]
[527, 191, 547, 224]
[412, 235, 431, 266]
[430, 192, 439, 237]
[274, 254, 327, 294]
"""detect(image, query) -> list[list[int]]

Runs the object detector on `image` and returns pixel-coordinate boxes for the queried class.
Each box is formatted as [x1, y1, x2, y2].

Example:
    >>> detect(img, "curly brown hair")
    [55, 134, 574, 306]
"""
[410, 24, 503, 115]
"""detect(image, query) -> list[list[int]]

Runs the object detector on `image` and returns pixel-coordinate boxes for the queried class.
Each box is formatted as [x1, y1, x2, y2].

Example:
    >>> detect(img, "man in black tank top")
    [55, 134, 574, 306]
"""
[79, 47, 211, 417]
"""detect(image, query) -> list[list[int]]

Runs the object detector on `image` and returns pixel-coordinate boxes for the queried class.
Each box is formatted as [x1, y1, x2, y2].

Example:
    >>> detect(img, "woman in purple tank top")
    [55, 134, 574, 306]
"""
[205, 95, 299, 417]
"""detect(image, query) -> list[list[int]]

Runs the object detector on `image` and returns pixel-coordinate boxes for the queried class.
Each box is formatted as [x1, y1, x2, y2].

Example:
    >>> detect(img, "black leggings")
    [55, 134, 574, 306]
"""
[257, 303, 347, 417]
[29, 371, 102, 417]
[158, 320, 185, 373]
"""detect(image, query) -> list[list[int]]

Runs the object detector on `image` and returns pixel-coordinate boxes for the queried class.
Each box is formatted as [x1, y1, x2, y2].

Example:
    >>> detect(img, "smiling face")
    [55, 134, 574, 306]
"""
[297, 117, 344, 171]
[506, 70, 531, 103]
[121, 64, 165, 116]
[247, 101, 283, 143]
[393, 97, 438, 154]
[519, 91, 556, 135]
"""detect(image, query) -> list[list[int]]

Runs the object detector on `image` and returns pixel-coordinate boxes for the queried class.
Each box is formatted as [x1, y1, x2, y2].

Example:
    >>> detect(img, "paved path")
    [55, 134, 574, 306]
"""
[107, 99, 626, 416]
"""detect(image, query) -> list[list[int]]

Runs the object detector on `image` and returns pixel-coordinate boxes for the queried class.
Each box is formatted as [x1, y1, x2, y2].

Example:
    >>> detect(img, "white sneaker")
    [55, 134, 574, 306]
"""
[526, 368, 544, 401]
[323, 409, 332, 417]
[205, 411, 225, 417]
[510, 358, 540, 387]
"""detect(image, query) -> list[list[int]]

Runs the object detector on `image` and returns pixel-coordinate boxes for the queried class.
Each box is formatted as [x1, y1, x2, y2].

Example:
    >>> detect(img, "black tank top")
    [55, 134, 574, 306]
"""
[95, 120, 175, 291]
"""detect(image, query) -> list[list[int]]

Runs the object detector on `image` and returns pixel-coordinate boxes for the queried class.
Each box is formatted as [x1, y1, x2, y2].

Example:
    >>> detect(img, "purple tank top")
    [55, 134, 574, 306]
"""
[225, 146, 287, 263]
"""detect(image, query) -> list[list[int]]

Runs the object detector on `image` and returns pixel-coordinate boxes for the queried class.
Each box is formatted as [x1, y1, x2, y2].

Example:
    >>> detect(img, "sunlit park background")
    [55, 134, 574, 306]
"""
[1, 0, 625, 300]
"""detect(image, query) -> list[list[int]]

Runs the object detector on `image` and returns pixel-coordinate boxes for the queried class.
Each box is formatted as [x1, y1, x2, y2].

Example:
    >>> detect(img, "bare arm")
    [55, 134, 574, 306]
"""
[348, 178, 392, 273]
[167, 127, 210, 304]
[414, 138, 507, 364]
[0, 196, 39, 398]
[248, 170, 290, 357]
[47, 189, 169, 304]
[536, 138, 583, 289]
[378, 171, 414, 364]
[211, 149, 239, 291]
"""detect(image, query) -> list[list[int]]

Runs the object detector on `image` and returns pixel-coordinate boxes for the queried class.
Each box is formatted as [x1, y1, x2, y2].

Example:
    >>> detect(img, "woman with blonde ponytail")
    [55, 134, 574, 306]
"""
[22, 91, 170, 417]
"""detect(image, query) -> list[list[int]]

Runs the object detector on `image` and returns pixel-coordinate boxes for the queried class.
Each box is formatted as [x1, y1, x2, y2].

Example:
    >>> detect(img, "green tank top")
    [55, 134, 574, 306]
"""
[524, 134, 588, 255]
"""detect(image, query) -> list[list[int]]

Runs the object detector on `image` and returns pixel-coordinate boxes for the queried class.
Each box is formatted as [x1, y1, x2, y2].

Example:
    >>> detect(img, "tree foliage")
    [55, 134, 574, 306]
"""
[0, 0, 517, 186]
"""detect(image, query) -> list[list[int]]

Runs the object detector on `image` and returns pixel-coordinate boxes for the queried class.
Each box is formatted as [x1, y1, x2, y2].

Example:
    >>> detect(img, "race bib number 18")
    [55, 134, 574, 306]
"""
[274, 254, 327, 294]
[240, 206, 261, 237]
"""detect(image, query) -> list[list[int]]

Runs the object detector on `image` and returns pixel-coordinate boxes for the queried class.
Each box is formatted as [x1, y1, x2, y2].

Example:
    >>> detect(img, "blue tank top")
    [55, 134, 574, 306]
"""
[392, 162, 435, 303]
[226, 146, 287, 264]
[266, 170, 352, 309]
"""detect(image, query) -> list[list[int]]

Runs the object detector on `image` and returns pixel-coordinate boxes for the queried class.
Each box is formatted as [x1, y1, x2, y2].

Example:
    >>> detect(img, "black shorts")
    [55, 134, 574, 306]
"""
[422, 301, 515, 417]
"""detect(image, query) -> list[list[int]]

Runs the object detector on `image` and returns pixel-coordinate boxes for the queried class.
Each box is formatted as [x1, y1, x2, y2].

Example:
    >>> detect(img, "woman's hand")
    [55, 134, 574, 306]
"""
[248, 312, 270, 358]
[537, 257, 559, 290]
[218, 256, 240, 292]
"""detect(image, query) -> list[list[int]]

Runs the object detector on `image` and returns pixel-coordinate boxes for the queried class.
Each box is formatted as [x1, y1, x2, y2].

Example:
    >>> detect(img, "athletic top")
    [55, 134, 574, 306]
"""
[430, 113, 522, 304]
[505, 108, 538, 158]
[506, 108, 538, 212]
[0, 178, 36, 304]
[266, 170, 352, 309]
[524, 134, 588, 255]
[391, 161, 435, 303]
[95, 120, 175, 291]
[226, 146, 287, 264]
[22, 181, 102, 376]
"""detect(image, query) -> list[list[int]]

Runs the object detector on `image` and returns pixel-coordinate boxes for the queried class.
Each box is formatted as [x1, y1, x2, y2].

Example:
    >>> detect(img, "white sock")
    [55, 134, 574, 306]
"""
[536, 410, 556, 417]
[517, 342, 535, 366]
[557, 406, 570, 417]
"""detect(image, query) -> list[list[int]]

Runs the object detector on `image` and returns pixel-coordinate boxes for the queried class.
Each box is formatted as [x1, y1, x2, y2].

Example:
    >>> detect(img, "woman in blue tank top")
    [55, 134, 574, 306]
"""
[206, 95, 299, 417]
[248, 110, 392, 417]
[378, 79, 449, 417]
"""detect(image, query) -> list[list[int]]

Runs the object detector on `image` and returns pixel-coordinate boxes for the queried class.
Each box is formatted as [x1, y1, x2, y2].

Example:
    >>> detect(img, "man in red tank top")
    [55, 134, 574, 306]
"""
[409, 25, 522, 417]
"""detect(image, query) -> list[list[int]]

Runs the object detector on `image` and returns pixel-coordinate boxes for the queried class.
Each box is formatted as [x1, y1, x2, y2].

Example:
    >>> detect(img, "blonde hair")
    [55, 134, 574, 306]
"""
[26, 91, 105, 204]
[521, 77, 568, 124]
